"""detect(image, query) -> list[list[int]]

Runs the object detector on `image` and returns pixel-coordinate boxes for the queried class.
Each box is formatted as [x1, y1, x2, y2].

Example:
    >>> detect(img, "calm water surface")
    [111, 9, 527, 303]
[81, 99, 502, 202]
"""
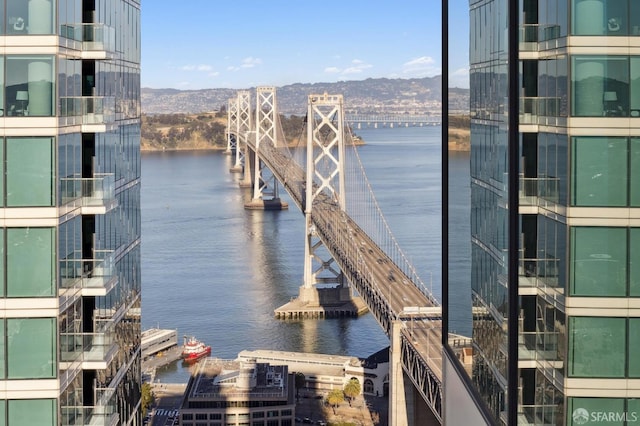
[141, 126, 469, 382]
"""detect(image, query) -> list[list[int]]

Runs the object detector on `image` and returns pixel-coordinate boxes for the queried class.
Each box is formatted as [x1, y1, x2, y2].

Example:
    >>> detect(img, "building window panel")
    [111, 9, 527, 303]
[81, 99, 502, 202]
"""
[6, 137, 54, 207]
[572, 0, 632, 36]
[6, 0, 54, 35]
[7, 318, 56, 379]
[7, 227, 55, 297]
[7, 399, 56, 426]
[568, 317, 626, 377]
[571, 137, 628, 206]
[570, 227, 627, 296]
[631, 229, 640, 296]
[5, 56, 54, 117]
[572, 56, 629, 117]
[567, 397, 627, 425]
[629, 319, 640, 377]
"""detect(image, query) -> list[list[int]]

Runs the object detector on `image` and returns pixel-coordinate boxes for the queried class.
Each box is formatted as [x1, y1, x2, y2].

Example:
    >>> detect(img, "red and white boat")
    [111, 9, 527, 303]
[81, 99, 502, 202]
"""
[181, 336, 211, 363]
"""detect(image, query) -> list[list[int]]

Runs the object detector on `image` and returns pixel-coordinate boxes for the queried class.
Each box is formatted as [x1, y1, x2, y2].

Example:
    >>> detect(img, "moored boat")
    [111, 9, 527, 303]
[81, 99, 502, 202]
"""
[181, 336, 211, 363]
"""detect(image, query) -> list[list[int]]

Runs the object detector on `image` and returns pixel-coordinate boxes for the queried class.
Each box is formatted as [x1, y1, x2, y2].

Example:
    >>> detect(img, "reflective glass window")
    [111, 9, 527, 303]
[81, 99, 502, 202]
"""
[572, 56, 629, 117]
[572, 0, 633, 36]
[7, 318, 56, 379]
[633, 138, 640, 206]
[571, 137, 628, 206]
[631, 229, 640, 297]
[6, 0, 54, 35]
[8, 399, 56, 425]
[5, 56, 54, 117]
[631, 58, 640, 117]
[568, 317, 625, 377]
[629, 319, 640, 377]
[570, 227, 626, 296]
[567, 398, 625, 425]
[7, 228, 55, 297]
[6, 137, 54, 207]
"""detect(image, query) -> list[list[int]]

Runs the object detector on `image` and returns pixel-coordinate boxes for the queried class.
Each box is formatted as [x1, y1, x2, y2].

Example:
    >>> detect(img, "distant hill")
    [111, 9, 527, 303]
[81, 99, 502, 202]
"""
[142, 76, 469, 115]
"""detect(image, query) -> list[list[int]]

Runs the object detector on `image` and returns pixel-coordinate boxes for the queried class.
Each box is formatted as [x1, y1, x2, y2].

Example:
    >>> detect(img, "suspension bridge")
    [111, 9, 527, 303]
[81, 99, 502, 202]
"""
[225, 87, 447, 425]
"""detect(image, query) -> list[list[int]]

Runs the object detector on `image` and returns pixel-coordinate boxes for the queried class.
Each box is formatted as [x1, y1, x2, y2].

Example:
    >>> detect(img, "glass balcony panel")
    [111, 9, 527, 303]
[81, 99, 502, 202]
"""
[61, 404, 117, 426]
[60, 331, 116, 363]
[59, 96, 115, 125]
[82, 24, 116, 52]
[60, 23, 116, 53]
[519, 24, 561, 51]
[82, 174, 115, 207]
[59, 251, 115, 290]
[60, 175, 82, 206]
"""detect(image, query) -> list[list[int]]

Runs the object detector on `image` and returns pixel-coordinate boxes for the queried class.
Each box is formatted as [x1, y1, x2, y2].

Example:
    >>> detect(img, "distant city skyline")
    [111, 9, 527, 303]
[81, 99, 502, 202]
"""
[142, 1, 470, 90]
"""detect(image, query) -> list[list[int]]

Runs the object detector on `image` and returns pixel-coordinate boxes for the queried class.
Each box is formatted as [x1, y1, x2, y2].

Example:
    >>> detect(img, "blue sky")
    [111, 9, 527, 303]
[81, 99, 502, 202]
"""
[142, 1, 469, 90]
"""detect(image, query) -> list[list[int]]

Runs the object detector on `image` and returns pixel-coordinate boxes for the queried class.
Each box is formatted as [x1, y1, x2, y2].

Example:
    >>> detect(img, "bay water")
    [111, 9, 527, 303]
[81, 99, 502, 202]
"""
[141, 126, 470, 383]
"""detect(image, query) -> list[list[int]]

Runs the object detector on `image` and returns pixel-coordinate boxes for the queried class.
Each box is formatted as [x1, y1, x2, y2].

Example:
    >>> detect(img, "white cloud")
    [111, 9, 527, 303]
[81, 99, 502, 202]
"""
[324, 67, 341, 74]
[181, 64, 213, 72]
[342, 59, 373, 75]
[402, 56, 440, 76]
[405, 56, 435, 67]
[240, 57, 262, 69]
[208, 71, 220, 78]
[453, 67, 469, 76]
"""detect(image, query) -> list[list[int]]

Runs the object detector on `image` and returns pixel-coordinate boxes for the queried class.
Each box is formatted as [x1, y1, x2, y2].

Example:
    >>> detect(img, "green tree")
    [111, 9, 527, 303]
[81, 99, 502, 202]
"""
[141, 383, 154, 417]
[343, 378, 361, 406]
[327, 389, 345, 414]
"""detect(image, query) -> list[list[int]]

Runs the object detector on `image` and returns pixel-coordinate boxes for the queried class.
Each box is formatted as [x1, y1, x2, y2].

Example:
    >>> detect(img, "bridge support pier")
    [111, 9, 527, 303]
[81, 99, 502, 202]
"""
[390, 320, 414, 426]
[390, 321, 440, 426]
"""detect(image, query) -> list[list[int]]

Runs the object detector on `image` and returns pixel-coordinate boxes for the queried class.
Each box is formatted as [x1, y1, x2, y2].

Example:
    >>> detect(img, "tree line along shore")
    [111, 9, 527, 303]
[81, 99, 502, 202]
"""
[141, 112, 470, 152]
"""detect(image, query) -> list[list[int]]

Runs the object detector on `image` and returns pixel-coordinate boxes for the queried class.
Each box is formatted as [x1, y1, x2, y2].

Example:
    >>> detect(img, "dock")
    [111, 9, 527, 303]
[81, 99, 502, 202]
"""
[142, 328, 182, 377]
[275, 295, 368, 319]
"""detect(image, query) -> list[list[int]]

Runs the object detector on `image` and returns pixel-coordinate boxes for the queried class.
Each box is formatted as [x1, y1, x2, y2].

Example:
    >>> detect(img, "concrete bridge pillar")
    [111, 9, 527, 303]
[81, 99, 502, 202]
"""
[390, 321, 414, 426]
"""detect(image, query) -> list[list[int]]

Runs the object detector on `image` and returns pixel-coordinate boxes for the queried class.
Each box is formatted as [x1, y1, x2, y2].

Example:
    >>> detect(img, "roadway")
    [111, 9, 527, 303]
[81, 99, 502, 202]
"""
[243, 136, 443, 385]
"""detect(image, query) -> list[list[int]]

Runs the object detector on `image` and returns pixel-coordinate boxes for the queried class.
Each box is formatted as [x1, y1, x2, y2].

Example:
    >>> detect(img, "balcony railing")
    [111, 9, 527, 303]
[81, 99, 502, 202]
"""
[60, 96, 116, 125]
[61, 403, 117, 426]
[60, 331, 117, 364]
[519, 175, 560, 205]
[520, 97, 562, 123]
[60, 173, 116, 209]
[519, 24, 561, 51]
[519, 257, 559, 280]
[518, 331, 560, 361]
[59, 250, 116, 291]
[60, 23, 116, 53]
[82, 173, 115, 207]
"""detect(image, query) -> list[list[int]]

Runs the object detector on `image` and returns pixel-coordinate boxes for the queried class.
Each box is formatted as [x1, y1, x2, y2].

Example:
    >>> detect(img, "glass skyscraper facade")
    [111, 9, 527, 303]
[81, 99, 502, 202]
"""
[444, 0, 640, 424]
[0, 1, 141, 425]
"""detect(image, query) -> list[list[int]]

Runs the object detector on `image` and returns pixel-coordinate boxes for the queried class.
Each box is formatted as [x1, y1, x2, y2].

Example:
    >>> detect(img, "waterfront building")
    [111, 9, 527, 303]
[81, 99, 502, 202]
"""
[238, 348, 390, 397]
[179, 358, 295, 426]
[0, 1, 141, 424]
[443, 0, 640, 424]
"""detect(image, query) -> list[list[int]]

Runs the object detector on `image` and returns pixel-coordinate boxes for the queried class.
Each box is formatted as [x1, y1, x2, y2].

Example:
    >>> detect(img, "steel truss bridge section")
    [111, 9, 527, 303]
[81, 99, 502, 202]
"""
[234, 90, 443, 423]
[345, 113, 441, 127]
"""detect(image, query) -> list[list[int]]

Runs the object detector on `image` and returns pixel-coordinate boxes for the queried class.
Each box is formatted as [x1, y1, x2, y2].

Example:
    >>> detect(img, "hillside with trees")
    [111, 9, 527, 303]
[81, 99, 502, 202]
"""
[141, 111, 310, 152]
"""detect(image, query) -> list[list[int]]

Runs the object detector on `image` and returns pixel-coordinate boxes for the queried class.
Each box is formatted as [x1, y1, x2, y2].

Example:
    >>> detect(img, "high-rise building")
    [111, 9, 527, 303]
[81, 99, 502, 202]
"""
[443, 1, 640, 424]
[0, 1, 141, 424]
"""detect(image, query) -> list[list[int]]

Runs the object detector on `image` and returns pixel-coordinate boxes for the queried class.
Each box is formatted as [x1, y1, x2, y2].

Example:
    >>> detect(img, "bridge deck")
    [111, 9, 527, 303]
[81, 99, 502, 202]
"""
[240, 135, 443, 419]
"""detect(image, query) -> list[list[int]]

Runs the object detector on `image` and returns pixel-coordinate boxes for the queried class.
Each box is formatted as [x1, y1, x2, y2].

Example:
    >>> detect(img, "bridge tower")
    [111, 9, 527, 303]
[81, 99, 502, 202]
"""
[244, 87, 288, 210]
[297, 93, 358, 311]
[224, 97, 238, 155]
[230, 91, 252, 179]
